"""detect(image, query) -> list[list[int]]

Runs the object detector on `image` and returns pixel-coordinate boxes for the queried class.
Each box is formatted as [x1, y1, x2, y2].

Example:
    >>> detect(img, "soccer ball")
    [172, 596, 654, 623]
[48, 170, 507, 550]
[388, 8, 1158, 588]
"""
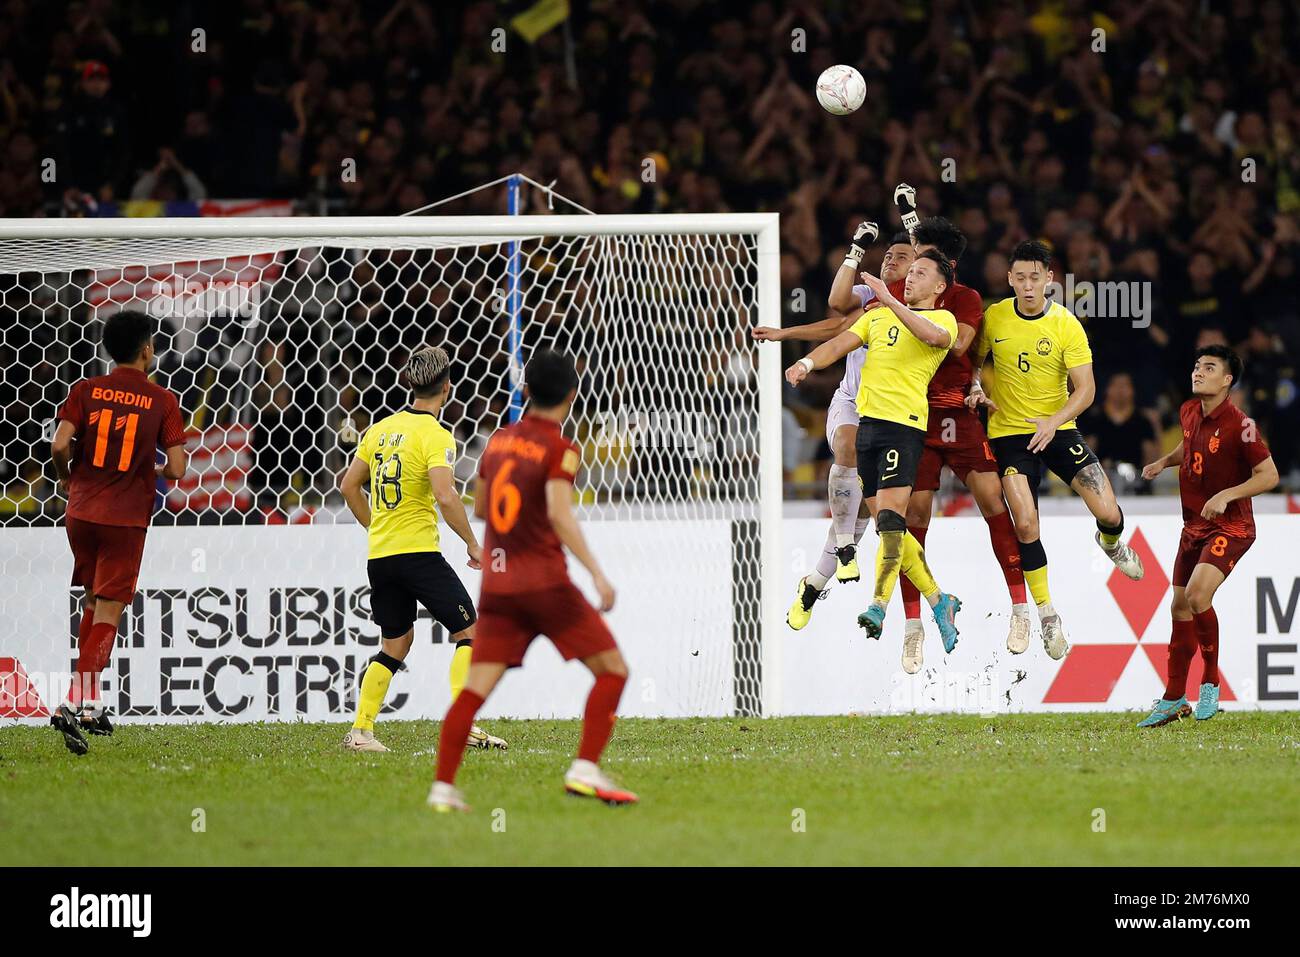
[815, 65, 866, 115]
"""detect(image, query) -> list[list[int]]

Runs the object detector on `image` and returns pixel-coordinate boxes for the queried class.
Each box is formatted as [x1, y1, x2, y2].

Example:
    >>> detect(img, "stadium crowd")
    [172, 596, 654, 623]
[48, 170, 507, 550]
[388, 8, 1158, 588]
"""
[0, 0, 1298, 518]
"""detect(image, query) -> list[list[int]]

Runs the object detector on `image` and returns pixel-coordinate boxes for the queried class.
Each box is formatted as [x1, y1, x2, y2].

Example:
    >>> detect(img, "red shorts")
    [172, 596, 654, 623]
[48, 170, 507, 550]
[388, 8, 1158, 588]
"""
[473, 581, 618, 668]
[914, 408, 998, 492]
[66, 518, 147, 603]
[1172, 528, 1254, 587]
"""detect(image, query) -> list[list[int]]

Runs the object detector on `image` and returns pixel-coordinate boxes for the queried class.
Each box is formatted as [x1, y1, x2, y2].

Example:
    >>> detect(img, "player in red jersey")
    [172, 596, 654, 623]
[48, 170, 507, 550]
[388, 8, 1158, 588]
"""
[428, 349, 636, 812]
[1138, 345, 1278, 727]
[49, 311, 188, 754]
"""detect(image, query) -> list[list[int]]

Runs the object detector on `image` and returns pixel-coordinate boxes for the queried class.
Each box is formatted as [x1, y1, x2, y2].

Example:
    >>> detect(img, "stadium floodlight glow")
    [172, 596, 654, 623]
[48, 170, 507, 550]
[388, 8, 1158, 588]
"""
[0, 213, 784, 720]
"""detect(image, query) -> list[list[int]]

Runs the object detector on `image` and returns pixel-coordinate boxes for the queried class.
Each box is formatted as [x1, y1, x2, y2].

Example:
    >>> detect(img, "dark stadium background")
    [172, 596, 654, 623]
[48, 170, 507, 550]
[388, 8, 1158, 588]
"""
[0, 0, 1296, 515]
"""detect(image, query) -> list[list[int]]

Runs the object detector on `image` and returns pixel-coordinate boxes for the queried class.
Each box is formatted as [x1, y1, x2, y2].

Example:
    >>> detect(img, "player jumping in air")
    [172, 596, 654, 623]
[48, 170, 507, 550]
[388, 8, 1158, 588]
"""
[1137, 346, 1278, 727]
[50, 310, 188, 754]
[429, 349, 636, 812]
[968, 240, 1144, 661]
[339, 346, 506, 753]
[753, 228, 916, 627]
[786, 252, 962, 652]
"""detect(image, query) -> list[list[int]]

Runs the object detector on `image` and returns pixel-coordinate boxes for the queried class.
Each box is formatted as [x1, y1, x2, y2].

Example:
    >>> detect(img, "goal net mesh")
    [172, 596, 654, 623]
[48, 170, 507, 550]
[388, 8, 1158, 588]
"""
[0, 225, 766, 721]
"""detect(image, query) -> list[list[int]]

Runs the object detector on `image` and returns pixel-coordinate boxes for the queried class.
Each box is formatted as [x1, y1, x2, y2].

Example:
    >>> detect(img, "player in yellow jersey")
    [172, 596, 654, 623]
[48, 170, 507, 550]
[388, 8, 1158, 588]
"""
[786, 251, 963, 651]
[338, 346, 506, 752]
[967, 241, 1144, 661]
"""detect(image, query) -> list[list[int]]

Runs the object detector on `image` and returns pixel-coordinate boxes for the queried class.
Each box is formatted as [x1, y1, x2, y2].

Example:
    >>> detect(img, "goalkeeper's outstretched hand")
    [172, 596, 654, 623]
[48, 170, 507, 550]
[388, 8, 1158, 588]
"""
[894, 183, 919, 233]
[842, 220, 879, 270]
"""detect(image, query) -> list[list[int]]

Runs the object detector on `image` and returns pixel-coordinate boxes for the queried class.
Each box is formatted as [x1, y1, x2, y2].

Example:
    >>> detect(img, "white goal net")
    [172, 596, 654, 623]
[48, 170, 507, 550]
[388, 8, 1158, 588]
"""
[0, 214, 782, 723]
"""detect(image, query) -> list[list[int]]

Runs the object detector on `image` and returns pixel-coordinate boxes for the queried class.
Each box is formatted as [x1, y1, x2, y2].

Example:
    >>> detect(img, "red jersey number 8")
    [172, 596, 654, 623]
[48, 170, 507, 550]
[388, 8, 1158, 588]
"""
[1191, 452, 1204, 475]
[489, 459, 522, 534]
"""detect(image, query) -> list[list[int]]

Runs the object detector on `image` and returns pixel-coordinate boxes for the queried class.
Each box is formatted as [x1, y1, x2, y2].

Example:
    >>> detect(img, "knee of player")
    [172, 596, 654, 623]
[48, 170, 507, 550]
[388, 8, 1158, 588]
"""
[1012, 513, 1039, 542]
[601, 651, 629, 679]
[1185, 588, 1214, 616]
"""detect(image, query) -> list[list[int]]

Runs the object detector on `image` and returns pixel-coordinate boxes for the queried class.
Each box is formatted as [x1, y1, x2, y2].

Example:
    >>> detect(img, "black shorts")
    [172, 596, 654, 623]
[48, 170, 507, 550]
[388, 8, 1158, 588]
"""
[855, 416, 926, 499]
[367, 551, 477, 640]
[990, 427, 1100, 488]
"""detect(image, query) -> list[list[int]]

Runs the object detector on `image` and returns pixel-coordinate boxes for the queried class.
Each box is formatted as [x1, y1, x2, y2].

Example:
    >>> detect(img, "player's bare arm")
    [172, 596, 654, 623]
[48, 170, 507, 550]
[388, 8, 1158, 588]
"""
[472, 475, 487, 520]
[158, 443, 187, 481]
[1142, 440, 1184, 480]
[754, 311, 860, 343]
[50, 419, 76, 486]
[1201, 455, 1279, 519]
[339, 456, 372, 529]
[827, 221, 879, 313]
[545, 478, 615, 611]
[949, 322, 978, 358]
[784, 328, 864, 386]
[431, 466, 482, 568]
[861, 272, 952, 347]
[1027, 362, 1095, 453]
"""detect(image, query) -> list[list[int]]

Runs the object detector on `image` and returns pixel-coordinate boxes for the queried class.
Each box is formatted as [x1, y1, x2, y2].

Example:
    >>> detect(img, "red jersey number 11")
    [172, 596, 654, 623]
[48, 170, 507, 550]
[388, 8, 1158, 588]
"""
[89, 408, 139, 472]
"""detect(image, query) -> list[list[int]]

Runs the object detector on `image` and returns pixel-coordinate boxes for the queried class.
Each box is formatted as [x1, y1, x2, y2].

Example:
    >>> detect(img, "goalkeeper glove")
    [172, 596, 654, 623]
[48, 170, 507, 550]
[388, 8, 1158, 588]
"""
[842, 221, 879, 271]
[894, 183, 919, 233]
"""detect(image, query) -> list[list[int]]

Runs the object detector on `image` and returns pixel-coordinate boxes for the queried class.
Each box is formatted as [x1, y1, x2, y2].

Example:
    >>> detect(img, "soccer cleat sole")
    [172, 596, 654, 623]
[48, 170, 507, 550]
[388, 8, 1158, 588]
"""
[50, 708, 89, 756]
[857, 612, 883, 640]
[467, 729, 508, 751]
[564, 782, 639, 806]
[80, 713, 113, 736]
[1141, 703, 1193, 728]
[835, 564, 861, 583]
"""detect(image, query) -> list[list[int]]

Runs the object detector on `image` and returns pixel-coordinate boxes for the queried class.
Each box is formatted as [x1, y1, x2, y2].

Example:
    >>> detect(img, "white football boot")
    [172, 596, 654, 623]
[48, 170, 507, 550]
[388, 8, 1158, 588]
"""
[1096, 531, 1144, 580]
[1007, 603, 1033, 654]
[901, 620, 925, 675]
[1040, 610, 1070, 660]
[467, 725, 508, 750]
[342, 728, 389, 752]
[427, 781, 471, 813]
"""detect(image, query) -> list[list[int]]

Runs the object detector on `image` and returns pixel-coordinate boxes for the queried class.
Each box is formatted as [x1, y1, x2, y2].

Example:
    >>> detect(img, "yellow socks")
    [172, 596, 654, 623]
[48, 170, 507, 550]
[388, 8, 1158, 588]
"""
[449, 640, 472, 701]
[353, 651, 400, 732]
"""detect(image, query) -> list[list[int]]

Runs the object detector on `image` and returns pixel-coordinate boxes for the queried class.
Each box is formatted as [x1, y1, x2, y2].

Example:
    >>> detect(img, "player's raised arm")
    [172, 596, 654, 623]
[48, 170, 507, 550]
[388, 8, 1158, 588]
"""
[431, 465, 482, 568]
[340, 456, 372, 529]
[546, 479, 615, 611]
[754, 311, 861, 343]
[861, 270, 952, 347]
[828, 220, 879, 313]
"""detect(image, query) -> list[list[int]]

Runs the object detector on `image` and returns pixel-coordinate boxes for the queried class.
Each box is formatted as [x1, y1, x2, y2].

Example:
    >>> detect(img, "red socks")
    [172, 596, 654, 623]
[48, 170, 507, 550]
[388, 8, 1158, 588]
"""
[68, 612, 114, 709]
[1193, 607, 1220, 687]
[578, 673, 626, 763]
[900, 525, 927, 620]
[985, 510, 1027, 604]
[1164, 618, 1197, 700]
[435, 689, 485, 784]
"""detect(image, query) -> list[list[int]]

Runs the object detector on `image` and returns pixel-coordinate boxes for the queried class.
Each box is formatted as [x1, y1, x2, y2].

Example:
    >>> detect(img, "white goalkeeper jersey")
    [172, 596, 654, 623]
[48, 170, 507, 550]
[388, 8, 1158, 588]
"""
[833, 284, 877, 405]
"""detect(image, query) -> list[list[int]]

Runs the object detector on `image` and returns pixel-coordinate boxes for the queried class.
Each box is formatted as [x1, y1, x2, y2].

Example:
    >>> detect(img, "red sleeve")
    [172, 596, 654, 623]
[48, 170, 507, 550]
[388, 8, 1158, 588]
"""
[57, 382, 85, 431]
[547, 438, 582, 483]
[953, 285, 983, 334]
[159, 391, 187, 448]
[1240, 416, 1271, 467]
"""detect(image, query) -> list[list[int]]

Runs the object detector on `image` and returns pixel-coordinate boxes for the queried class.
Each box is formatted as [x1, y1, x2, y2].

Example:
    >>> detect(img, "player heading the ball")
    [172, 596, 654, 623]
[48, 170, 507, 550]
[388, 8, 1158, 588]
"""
[429, 349, 637, 813]
[786, 252, 963, 652]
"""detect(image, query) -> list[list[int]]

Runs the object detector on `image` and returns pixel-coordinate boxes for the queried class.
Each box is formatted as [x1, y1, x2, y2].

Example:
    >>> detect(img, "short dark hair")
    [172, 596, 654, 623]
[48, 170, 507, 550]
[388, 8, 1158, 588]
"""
[1195, 344, 1243, 385]
[888, 231, 911, 247]
[101, 310, 153, 364]
[911, 216, 967, 263]
[916, 248, 954, 287]
[1009, 240, 1052, 269]
[525, 349, 578, 407]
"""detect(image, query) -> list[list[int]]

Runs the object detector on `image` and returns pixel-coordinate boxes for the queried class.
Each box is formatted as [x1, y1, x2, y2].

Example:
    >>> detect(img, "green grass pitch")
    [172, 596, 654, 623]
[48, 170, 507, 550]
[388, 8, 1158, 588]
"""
[3, 712, 1299, 866]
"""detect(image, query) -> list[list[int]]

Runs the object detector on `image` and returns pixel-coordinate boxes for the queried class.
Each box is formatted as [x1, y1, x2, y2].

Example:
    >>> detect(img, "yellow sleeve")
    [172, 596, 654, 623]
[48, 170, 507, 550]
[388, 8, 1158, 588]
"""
[848, 310, 874, 345]
[1063, 314, 1093, 368]
[355, 426, 375, 465]
[424, 424, 456, 473]
[935, 309, 958, 348]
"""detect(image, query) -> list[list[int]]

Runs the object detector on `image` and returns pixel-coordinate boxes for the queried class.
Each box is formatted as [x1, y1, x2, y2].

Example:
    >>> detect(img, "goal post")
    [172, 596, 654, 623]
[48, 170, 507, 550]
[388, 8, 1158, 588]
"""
[0, 213, 784, 722]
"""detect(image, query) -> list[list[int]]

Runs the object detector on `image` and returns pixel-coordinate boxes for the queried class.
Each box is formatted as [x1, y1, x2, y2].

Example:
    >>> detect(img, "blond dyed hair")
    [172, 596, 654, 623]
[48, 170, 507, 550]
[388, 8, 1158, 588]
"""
[403, 345, 451, 396]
